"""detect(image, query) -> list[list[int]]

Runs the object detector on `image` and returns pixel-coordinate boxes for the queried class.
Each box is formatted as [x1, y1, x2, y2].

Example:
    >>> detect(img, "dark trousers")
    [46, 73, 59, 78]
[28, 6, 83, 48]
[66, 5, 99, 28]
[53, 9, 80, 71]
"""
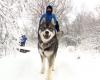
[20, 42, 25, 46]
[55, 21, 60, 32]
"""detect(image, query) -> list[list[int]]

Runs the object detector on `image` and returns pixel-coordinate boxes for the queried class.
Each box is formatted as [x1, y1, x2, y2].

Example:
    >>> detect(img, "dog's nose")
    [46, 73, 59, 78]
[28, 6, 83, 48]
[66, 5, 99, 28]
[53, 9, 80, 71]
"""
[45, 31, 49, 34]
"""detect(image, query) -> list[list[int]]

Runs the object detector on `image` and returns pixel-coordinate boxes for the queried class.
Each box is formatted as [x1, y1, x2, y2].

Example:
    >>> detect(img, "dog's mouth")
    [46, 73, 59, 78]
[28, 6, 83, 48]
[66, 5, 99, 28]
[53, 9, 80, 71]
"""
[43, 34, 51, 39]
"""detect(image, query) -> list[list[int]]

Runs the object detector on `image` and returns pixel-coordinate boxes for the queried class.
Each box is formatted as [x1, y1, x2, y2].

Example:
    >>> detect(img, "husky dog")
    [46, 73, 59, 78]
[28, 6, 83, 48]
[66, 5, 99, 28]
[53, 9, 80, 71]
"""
[38, 22, 58, 80]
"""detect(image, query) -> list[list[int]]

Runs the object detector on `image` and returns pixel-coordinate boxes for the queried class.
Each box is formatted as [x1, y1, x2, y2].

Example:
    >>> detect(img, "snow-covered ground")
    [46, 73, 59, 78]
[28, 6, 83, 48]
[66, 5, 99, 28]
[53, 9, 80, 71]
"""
[0, 45, 100, 80]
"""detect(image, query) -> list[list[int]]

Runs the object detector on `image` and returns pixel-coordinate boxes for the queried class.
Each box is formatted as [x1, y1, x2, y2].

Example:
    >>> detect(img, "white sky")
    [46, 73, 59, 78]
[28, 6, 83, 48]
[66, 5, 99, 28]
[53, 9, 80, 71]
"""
[67, 0, 100, 23]
[73, 0, 100, 13]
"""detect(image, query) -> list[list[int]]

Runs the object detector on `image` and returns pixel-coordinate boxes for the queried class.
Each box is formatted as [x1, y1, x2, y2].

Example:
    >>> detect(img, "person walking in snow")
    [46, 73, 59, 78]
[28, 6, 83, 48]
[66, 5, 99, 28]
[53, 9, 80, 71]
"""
[19, 35, 27, 46]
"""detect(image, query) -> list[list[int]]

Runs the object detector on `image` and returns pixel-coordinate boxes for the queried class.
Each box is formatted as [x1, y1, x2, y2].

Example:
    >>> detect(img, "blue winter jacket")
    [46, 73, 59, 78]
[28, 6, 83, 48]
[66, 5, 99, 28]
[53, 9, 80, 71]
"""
[39, 13, 57, 25]
[20, 35, 27, 43]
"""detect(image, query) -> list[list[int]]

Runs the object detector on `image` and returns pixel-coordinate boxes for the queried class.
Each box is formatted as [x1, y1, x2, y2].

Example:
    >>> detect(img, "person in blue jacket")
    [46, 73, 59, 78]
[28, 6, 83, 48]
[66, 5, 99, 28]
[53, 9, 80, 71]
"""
[20, 35, 27, 46]
[39, 5, 60, 32]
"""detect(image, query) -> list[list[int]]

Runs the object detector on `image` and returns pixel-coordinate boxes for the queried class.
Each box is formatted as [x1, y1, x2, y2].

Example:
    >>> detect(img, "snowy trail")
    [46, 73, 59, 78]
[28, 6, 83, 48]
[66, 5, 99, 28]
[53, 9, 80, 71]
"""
[0, 46, 100, 80]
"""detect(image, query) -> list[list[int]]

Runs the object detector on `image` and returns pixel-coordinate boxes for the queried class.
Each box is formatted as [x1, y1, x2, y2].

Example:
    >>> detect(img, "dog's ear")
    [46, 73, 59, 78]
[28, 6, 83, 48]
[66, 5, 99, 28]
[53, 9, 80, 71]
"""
[39, 17, 46, 25]
[51, 18, 56, 25]
[49, 22, 55, 29]
[39, 22, 46, 29]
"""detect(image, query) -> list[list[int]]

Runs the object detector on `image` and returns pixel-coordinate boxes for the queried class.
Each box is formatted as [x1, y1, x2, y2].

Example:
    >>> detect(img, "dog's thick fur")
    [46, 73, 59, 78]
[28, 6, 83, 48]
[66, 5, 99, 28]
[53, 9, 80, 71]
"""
[38, 22, 58, 80]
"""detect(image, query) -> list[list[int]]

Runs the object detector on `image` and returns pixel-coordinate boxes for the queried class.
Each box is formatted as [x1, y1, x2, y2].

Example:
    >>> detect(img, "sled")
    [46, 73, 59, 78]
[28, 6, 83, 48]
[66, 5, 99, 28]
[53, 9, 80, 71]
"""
[16, 46, 30, 53]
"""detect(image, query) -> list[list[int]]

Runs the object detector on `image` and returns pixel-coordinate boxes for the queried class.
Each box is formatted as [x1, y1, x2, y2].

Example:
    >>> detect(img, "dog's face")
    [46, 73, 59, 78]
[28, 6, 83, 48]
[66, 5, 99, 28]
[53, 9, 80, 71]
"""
[39, 22, 56, 43]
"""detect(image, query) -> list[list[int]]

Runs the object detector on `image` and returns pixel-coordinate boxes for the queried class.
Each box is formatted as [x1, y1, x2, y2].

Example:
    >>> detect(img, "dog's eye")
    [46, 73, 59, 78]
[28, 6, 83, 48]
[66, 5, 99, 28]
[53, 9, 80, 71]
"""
[40, 27, 45, 31]
[49, 25, 54, 31]
[49, 28, 53, 31]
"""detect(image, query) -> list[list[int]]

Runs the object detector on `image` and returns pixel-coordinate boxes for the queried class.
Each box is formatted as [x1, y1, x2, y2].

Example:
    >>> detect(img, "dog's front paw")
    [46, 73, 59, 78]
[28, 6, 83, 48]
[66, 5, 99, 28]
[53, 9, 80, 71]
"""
[52, 65, 55, 71]
[52, 68, 55, 71]
[41, 69, 45, 74]
[41, 71, 44, 74]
